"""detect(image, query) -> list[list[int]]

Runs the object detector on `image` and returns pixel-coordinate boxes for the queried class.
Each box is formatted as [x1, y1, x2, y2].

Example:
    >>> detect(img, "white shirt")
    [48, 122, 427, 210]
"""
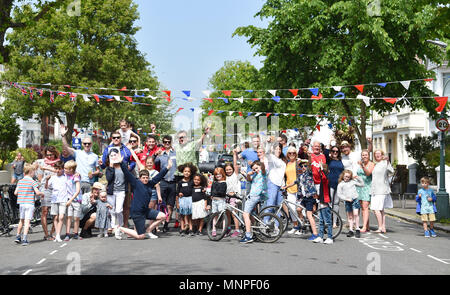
[47, 174, 67, 203]
[266, 153, 287, 187]
[119, 129, 132, 146]
[336, 178, 364, 201]
[226, 173, 241, 195]
[341, 151, 361, 174]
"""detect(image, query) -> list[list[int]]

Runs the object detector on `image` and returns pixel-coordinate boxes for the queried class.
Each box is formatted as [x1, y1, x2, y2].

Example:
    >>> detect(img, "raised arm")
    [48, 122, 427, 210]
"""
[127, 144, 146, 171]
[120, 159, 137, 187]
[60, 124, 75, 156]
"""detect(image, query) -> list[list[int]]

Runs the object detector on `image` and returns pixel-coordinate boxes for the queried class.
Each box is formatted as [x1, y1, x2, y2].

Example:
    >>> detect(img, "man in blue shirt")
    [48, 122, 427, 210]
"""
[240, 135, 260, 195]
[154, 135, 177, 232]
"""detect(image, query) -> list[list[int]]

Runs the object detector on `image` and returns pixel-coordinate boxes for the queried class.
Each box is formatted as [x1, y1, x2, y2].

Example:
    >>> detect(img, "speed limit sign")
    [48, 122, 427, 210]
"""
[436, 118, 449, 132]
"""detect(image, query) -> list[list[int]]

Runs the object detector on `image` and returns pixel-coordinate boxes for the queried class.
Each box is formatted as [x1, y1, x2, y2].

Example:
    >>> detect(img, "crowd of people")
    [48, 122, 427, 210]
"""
[10, 120, 439, 246]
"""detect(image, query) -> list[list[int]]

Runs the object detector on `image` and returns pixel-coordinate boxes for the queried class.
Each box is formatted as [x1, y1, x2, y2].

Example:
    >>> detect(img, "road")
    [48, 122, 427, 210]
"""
[1, 213, 449, 276]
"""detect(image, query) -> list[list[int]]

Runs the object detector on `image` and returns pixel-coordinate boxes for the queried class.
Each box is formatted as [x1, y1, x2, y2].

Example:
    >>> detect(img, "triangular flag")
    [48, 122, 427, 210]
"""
[266, 113, 271, 117]
[82, 94, 90, 102]
[268, 90, 277, 97]
[235, 97, 243, 103]
[328, 123, 333, 129]
[222, 90, 231, 96]
[163, 90, 171, 97]
[245, 90, 254, 93]
[383, 98, 397, 104]
[202, 90, 211, 97]
[176, 107, 184, 113]
[309, 88, 319, 96]
[357, 94, 371, 106]
[124, 96, 133, 102]
[182, 90, 191, 97]
[434, 97, 448, 113]
[341, 116, 347, 123]
[120, 86, 127, 91]
[332, 86, 342, 92]
[93, 94, 100, 103]
[316, 124, 321, 131]
[208, 110, 214, 116]
[247, 112, 253, 116]
[289, 89, 298, 97]
[272, 96, 280, 102]
[114, 96, 120, 101]
[400, 80, 411, 90]
[217, 110, 224, 114]
[190, 108, 195, 112]
[311, 93, 323, 100]
[204, 98, 213, 103]
[333, 92, 345, 99]
[254, 112, 262, 116]
[252, 98, 260, 101]
[238, 112, 243, 116]
[424, 78, 434, 82]
[354, 85, 364, 93]
[291, 114, 296, 117]
[229, 111, 234, 115]
[222, 98, 229, 104]
[378, 83, 387, 88]
[148, 95, 157, 100]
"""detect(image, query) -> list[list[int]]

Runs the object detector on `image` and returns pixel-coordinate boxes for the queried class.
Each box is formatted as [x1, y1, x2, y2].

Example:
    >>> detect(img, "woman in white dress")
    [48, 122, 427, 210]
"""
[370, 150, 394, 233]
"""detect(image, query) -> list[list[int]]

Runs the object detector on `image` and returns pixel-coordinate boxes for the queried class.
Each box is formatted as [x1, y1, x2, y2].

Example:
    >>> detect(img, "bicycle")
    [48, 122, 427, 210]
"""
[259, 189, 343, 239]
[0, 185, 15, 236]
[206, 195, 284, 243]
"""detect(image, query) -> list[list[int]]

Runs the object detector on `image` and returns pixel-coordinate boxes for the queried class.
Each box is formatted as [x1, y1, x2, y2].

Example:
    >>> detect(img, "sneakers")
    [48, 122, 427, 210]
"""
[288, 226, 300, 234]
[80, 230, 92, 239]
[295, 229, 304, 236]
[147, 232, 159, 239]
[424, 230, 431, 238]
[21, 239, 29, 246]
[323, 238, 334, 244]
[174, 221, 180, 228]
[188, 230, 195, 237]
[14, 235, 21, 244]
[429, 229, 437, 238]
[308, 234, 319, 241]
[313, 236, 323, 243]
[63, 234, 71, 241]
[72, 234, 81, 240]
[239, 235, 254, 244]
[114, 229, 123, 240]
[162, 223, 169, 233]
[197, 230, 203, 236]
[231, 231, 241, 238]
[180, 230, 185, 236]
[346, 231, 354, 238]
[355, 229, 361, 238]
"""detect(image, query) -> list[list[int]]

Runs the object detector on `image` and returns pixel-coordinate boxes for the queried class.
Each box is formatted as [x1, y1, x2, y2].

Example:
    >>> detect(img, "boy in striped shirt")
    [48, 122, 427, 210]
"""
[14, 164, 45, 246]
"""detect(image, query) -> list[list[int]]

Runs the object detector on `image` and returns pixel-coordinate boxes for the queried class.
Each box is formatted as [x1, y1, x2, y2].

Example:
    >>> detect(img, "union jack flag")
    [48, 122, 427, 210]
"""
[21, 87, 28, 96]
[69, 92, 77, 102]
[29, 89, 33, 100]
[36, 89, 44, 97]
[49, 91, 54, 103]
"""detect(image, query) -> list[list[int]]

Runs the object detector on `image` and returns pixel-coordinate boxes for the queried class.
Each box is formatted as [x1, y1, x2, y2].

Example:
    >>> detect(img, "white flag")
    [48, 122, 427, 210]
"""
[82, 94, 90, 102]
[400, 80, 411, 90]
[202, 90, 211, 97]
[254, 112, 262, 117]
[268, 90, 277, 97]
[234, 96, 244, 104]
[114, 96, 120, 101]
[332, 86, 342, 92]
[357, 94, 371, 106]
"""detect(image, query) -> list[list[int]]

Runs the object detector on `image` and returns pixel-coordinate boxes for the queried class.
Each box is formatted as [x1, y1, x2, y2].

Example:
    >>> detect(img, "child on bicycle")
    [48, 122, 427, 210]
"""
[14, 164, 45, 246]
[285, 159, 319, 241]
[191, 173, 209, 235]
[224, 149, 242, 238]
[240, 160, 268, 244]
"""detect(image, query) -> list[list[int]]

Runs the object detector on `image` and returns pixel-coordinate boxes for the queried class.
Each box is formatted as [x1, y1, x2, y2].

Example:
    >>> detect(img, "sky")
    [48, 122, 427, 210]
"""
[133, 0, 268, 132]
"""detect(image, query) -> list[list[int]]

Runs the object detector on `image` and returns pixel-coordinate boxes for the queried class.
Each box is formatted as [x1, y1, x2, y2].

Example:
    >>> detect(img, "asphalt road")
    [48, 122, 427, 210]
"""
[1, 212, 449, 275]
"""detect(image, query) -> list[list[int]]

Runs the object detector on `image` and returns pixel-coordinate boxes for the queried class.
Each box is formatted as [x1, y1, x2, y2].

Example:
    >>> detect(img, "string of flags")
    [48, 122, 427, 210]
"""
[3, 77, 447, 113]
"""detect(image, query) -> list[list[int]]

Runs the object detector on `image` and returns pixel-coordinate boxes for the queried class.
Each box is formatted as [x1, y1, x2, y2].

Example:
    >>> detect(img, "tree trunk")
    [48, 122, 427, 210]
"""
[65, 111, 77, 144]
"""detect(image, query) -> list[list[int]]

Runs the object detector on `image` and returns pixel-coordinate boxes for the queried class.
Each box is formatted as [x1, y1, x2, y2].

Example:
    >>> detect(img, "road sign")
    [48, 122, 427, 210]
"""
[436, 118, 449, 132]
[72, 138, 82, 150]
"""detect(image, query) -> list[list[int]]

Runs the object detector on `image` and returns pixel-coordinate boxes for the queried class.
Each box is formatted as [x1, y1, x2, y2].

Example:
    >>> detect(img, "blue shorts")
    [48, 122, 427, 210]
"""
[345, 199, 361, 212]
[132, 209, 161, 235]
[301, 197, 316, 212]
[13, 173, 24, 181]
[150, 189, 158, 201]
[244, 195, 260, 213]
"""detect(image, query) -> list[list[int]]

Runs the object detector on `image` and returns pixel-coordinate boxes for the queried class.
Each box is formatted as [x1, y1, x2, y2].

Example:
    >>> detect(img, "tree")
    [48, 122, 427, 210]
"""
[2, 0, 172, 143]
[233, 0, 447, 148]
[0, 112, 21, 169]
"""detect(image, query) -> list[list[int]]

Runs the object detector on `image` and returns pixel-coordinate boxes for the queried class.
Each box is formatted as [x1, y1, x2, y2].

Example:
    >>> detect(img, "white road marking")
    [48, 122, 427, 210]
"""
[410, 248, 422, 253]
[60, 243, 67, 248]
[393, 241, 405, 246]
[22, 269, 32, 275]
[49, 250, 58, 255]
[378, 233, 388, 239]
[36, 258, 46, 265]
[428, 255, 450, 265]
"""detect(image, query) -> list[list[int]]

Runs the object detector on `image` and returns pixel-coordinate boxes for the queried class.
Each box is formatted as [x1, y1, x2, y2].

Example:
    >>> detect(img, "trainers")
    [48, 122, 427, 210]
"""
[308, 234, 319, 241]
[189, 230, 195, 237]
[355, 229, 361, 238]
[180, 230, 185, 236]
[174, 221, 180, 228]
[72, 234, 81, 240]
[63, 234, 71, 241]
[162, 223, 169, 233]
[147, 232, 159, 239]
[54, 236, 63, 243]
[197, 230, 203, 236]
[424, 230, 430, 238]
[21, 239, 29, 246]
[313, 236, 323, 243]
[294, 230, 304, 236]
[239, 235, 254, 244]
[346, 231, 354, 238]
[231, 231, 241, 238]
[14, 235, 21, 244]
[429, 229, 437, 237]
[114, 229, 123, 240]
[323, 238, 334, 244]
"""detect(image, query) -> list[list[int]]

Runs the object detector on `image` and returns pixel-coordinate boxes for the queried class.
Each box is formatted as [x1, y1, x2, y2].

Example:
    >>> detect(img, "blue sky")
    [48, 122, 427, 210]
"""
[134, 0, 268, 131]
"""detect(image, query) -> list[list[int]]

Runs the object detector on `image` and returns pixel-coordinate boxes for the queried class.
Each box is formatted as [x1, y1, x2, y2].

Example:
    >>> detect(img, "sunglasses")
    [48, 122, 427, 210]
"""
[46, 154, 54, 157]
[288, 152, 296, 155]
[331, 150, 339, 153]
[129, 140, 137, 143]
[83, 142, 92, 146]
[112, 136, 121, 140]
[163, 141, 171, 144]
[300, 164, 308, 167]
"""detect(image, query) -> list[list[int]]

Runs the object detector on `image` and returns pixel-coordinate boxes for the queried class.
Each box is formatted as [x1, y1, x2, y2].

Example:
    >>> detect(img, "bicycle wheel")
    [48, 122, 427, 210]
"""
[308, 208, 343, 239]
[253, 212, 283, 243]
[206, 211, 229, 241]
[259, 205, 289, 233]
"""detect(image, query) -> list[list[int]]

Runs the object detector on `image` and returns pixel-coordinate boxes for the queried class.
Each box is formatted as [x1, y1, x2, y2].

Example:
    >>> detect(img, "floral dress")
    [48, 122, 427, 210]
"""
[356, 167, 371, 202]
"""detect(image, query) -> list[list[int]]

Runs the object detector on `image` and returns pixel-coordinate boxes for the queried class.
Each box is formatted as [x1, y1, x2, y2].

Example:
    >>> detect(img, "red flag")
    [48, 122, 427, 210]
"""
[289, 89, 298, 96]
[435, 96, 448, 113]
[291, 114, 296, 117]
[176, 107, 184, 113]
[311, 93, 323, 100]
[208, 110, 214, 116]
[354, 85, 364, 93]
[222, 90, 232, 96]
[120, 86, 127, 91]
[266, 113, 271, 117]
[341, 116, 347, 123]
[204, 98, 213, 103]
[93, 94, 99, 103]
[424, 78, 434, 82]
[383, 98, 397, 104]
[316, 124, 321, 131]
[124, 96, 133, 102]
[163, 90, 171, 97]
[64, 85, 71, 88]
[252, 98, 260, 101]
[238, 112, 243, 116]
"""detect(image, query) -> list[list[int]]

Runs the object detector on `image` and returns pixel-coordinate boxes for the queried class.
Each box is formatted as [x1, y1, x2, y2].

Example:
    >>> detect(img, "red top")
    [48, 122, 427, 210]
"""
[141, 144, 163, 170]
[310, 153, 326, 184]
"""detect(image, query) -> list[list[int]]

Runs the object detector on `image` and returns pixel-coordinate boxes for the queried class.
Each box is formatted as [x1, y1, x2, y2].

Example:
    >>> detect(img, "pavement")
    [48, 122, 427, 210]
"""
[385, 207, 450, 233]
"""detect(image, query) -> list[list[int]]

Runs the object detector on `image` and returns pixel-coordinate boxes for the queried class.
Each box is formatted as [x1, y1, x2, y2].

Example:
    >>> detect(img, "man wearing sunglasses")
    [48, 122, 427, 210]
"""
[60, 124, 100, 194]
[154, 135, 177, 232]
[99, 131, 135, 172]
[141, 134, 162, 169]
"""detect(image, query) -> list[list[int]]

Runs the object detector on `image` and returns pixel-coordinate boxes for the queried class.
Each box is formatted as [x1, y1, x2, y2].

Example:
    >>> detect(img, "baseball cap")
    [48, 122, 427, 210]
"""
[92, 182, 104, 190]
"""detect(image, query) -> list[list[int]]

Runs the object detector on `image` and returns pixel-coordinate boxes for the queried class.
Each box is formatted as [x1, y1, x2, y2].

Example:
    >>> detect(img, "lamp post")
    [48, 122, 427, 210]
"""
[436, 108, 450, 220]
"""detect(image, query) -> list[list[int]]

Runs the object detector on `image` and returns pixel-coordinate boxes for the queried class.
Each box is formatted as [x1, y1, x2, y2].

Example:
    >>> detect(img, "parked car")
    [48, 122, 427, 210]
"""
[198, 152, 235, 173]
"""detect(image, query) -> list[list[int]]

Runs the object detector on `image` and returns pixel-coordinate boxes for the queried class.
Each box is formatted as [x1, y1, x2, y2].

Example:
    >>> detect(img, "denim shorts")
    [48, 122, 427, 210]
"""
[212, 198, 226, 213]
[345, 199, 361, 212]
[132, 208, 160, 235]
[244, 195, 260, 213]
[301, 197, 316, 212]
[13, 173, 24, 181]
[150, 189, 158, 201]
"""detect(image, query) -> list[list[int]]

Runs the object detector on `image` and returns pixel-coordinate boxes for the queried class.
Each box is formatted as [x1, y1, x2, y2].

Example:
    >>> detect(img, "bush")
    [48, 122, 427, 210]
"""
[8, 148, 38, 164]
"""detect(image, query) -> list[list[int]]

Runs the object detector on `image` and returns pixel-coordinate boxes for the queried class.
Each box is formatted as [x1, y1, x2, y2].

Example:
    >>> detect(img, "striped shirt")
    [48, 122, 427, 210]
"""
[16, 176, 39, 205]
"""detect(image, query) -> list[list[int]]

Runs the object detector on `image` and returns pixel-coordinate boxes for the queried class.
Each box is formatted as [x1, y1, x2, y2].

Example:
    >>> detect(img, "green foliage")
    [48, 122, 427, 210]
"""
[8, 148, 38, 164]
[230, 0, 447, 145]
[47, 140, 63, 154]
[0, 113, 21, 169]
[405, 134, 440, 180]
[2, 0, 173, 142]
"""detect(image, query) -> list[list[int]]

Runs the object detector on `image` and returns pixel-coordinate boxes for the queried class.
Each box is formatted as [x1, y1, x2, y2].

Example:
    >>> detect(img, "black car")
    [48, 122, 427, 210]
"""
[217, 154, 233, 168]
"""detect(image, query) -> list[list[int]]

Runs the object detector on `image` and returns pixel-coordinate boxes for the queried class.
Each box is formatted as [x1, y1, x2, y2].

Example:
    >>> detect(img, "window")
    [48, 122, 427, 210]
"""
[444, 73, 450, 97]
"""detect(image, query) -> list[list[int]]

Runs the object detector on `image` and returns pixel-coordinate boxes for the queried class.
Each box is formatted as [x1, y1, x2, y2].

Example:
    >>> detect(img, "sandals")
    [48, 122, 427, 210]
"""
[44, 235, 55, 241]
